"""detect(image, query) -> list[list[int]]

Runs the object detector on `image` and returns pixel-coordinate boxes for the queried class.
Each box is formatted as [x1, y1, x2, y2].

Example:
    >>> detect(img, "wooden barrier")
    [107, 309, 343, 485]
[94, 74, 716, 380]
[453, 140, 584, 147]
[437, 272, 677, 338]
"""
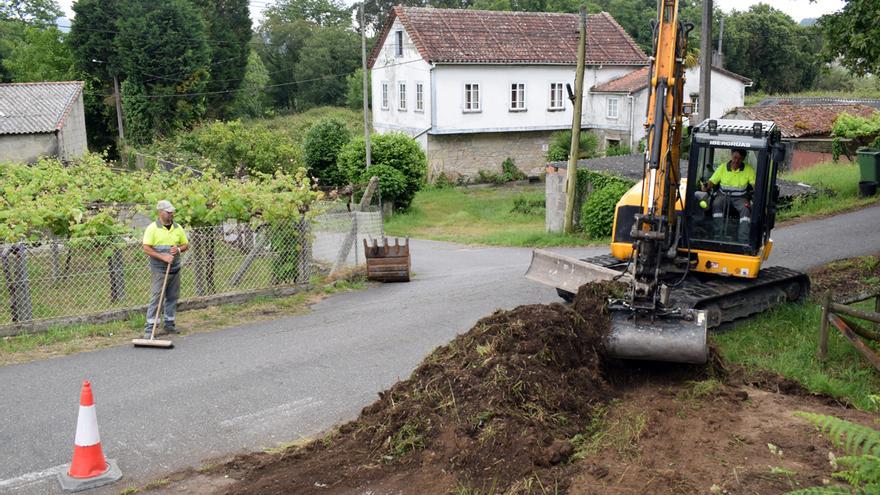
[819, 289, 880, 372]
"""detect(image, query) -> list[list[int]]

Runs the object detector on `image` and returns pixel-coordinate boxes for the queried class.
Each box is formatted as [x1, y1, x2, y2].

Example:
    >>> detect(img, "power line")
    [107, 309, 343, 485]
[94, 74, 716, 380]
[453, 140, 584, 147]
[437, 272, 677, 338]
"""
[80, 58, 425, 99]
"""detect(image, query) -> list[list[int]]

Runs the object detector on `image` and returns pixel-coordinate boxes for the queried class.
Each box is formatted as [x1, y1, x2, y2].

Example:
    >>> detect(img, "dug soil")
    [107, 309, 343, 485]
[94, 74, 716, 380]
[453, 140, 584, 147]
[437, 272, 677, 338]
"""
[807, 252, 880, 302]
[141, 282, 878, 495]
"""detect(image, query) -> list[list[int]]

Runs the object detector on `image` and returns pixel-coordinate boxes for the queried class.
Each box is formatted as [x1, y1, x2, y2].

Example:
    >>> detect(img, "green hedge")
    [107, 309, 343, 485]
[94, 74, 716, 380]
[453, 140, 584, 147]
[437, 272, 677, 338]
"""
[575, 169, 635, 237]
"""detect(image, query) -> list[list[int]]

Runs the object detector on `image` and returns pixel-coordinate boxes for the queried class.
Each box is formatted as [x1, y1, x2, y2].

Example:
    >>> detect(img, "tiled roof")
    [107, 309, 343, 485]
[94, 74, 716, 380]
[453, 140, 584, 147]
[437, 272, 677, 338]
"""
[757, 97, 880, 109]
[735, 104, 877, 138]
[369, 7, 648, 67]
[592, 66, 649, 93]
[592, 64, 751, 93]
[0, 81, 84, 135]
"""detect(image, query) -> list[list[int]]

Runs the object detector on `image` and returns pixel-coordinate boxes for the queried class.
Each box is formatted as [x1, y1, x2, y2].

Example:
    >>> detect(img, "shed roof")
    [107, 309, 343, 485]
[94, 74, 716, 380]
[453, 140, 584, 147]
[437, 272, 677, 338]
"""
[591, 65, 751, 94]
[734, 104, 877, 138]
[369, 7, 648, 67]
[0, 81, 85, 135]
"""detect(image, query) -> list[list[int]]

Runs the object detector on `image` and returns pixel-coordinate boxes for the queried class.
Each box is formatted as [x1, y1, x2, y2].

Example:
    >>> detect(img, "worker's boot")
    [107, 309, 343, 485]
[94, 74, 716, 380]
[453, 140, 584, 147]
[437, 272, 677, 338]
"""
[143, 328, 152, 340]
[164, 321, 177, 334]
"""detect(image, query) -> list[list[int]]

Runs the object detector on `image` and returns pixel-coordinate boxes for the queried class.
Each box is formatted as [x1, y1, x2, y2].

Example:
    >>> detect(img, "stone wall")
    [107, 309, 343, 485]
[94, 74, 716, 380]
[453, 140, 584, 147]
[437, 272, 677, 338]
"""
[426, 130, 555, 181]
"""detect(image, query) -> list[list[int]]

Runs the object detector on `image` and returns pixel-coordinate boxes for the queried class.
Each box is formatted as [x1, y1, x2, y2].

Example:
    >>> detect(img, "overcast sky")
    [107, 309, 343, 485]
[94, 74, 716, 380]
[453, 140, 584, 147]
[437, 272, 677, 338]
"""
[57, 0, 846, 26]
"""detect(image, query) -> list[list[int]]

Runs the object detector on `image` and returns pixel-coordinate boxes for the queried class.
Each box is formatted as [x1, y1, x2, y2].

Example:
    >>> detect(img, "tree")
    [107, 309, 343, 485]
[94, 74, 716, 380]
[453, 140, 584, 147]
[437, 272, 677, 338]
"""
[229, 50, 271, 118]
[191, 0, 252, 119]
[115, 0, 212, 144]
[294, 27, 360, 108]
[345, 68, 370, 110]
[2, 25, 76, 82]
[68, 0, 124, 81]
[263, 0, 351, 27]
[723, 4, 819, 93]
[0, 0, 62, 24]
[820, 0, 880, 77]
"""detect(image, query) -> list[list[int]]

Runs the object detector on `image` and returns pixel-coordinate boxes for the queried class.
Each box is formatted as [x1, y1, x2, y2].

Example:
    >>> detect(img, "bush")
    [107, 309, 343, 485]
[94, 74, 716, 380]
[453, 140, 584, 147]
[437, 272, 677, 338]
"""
[433, 171, 454, 189]
[579, 181, 632, 238]
[545, 130, 599, 162]
[173, 120, 299, 177]
[337, 132, 427, 210]
[501, 157, 527, 181]
[303, 117, 351, 187]
[606, 144, 632, 156]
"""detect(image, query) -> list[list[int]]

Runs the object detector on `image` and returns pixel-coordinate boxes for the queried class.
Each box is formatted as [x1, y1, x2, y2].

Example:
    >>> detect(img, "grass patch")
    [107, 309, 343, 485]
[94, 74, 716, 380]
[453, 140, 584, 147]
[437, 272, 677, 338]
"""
[570, 401, 647, 462]
[0, 274, 366, 366]
[385, 184, 596, 247]
[712, 302, 880, 412]
[779, 162, 879, 221]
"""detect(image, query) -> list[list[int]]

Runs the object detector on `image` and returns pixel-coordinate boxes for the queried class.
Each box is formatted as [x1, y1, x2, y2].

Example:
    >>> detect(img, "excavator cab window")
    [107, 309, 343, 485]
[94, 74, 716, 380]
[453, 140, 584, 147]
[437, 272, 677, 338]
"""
[685, 143, 769, 255]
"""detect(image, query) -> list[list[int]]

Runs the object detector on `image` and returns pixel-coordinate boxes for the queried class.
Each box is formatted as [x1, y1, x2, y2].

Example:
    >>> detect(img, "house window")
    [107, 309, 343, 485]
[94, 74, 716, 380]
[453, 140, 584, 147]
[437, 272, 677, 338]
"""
[395, 30, 404, 57]
[381, 82, 389, 110]
[464, 83, 480, 112]
[398, 82, 407, 111]
[415, 82, 424, 112]
[510, 83, 526, 111]
[549, 82, 564, 110]
[607, 97, 619, 119]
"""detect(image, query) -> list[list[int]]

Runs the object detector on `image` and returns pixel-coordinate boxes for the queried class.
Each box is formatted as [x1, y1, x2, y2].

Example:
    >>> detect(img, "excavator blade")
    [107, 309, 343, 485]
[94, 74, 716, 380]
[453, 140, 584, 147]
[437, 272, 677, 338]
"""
[524, 249, 628, 292]
[606, 309, 709, 364]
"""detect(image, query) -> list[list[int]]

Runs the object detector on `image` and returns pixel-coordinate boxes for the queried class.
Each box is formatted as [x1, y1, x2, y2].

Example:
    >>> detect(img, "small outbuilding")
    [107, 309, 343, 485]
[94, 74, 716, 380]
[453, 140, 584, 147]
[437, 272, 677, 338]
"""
[0, 81, 88, 163]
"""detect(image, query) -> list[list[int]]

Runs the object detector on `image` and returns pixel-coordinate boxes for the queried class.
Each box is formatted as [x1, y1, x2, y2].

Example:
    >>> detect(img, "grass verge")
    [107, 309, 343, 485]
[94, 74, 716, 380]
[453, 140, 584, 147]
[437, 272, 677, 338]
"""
[779, 162, 879, 222]
[384, 184, 596, 247]
[0, 273, 366, 366]
[712, 301, 880, 412]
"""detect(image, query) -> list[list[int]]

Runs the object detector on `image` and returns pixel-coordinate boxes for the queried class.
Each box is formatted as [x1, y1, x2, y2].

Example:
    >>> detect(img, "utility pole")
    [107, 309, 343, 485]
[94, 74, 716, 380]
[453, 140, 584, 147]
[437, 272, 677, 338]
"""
[563, 6, 587, 234]
[361, 3, 372, 170]
[699, 0, 713, 122]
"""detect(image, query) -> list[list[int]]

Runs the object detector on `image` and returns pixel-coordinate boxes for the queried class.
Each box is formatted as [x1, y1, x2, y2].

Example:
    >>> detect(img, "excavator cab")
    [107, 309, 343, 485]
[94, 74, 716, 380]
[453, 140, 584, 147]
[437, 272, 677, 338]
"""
[682, 119, 786, 279]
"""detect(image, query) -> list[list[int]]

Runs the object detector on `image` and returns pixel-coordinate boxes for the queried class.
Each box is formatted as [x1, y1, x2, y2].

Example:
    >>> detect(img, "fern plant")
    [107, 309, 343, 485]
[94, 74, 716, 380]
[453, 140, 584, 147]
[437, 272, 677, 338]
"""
[784, 412, 880, 495]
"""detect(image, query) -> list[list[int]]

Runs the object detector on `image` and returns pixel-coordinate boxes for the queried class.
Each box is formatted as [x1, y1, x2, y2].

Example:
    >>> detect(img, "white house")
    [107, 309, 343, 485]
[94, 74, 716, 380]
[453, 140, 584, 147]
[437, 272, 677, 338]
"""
[369, 7, 648, 179]
[0, 81, 88, 163]
[589, 64, 752, 150]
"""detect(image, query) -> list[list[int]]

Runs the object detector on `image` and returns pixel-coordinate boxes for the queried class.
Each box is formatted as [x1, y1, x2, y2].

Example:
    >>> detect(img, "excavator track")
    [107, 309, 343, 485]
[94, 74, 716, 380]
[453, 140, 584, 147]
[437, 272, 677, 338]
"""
[560, 255, 810, 329]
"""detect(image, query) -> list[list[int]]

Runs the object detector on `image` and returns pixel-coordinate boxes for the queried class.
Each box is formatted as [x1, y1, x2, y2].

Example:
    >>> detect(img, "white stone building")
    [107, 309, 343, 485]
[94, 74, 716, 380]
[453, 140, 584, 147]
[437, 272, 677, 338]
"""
[368, 7, 648, 179]
[589, 64, 752, 150]
[0, 81, 88, 163]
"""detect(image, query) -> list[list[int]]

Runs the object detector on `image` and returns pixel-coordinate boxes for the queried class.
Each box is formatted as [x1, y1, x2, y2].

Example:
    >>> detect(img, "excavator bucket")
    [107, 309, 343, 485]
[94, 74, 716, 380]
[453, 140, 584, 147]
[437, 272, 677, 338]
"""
[605, 309, 708, 364]
[524, 249, 628, 291]
[525, 249, 708, 364]
[363, 237, 411, 282]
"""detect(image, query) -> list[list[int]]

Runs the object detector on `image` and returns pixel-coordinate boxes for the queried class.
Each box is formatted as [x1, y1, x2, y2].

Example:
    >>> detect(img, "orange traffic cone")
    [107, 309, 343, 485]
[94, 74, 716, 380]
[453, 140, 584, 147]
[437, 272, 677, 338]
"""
[58, 381, 122, 492]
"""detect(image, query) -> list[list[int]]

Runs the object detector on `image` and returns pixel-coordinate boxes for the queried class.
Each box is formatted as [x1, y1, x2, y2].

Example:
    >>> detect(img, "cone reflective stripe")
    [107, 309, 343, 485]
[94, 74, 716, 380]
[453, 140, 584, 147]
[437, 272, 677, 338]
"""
[67, 381, 108, 478]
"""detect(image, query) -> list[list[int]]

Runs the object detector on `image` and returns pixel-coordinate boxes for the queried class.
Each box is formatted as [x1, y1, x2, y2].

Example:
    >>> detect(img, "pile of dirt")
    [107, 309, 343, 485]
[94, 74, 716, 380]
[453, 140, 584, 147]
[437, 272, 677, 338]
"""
[218, 282, 623, 494]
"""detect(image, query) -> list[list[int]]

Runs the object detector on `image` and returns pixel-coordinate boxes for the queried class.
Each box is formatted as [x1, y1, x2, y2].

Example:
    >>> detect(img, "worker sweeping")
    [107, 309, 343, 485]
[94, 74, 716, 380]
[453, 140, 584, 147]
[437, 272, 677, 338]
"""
[141, 200, 188, 339]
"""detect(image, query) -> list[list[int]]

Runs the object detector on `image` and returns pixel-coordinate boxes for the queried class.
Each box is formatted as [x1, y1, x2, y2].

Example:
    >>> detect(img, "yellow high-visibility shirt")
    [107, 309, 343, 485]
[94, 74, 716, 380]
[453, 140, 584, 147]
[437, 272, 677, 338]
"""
[143, 221, 188, 247]
[710, 162, 756, 193]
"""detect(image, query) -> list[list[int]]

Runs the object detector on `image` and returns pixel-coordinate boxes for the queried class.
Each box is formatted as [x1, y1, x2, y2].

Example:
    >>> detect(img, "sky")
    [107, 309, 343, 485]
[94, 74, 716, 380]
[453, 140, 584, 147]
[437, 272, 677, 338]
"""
[56, 0, 847, 25]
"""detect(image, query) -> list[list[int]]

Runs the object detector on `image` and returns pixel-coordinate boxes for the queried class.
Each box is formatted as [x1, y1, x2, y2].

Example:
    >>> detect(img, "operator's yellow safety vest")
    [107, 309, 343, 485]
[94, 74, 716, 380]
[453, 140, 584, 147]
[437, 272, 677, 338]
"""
[143, 221, 188, 247]
[710, 162, 756, 196]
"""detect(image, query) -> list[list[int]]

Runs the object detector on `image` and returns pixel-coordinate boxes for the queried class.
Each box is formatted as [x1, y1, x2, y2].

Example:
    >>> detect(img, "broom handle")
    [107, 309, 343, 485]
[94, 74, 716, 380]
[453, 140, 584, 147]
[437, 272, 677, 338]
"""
[150, 257, 173, 340]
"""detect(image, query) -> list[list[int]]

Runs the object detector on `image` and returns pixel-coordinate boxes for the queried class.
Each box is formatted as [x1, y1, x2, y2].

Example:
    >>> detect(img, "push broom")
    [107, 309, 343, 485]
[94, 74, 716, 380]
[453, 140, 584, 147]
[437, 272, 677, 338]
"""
[132, 258, 174, 349]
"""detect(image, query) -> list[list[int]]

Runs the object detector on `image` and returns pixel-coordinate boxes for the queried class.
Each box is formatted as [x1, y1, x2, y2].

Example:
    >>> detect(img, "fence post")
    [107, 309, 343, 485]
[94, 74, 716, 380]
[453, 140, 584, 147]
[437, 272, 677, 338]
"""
[107, 246, 126, 303]
[2, 243, 34, 323]
[296, 214, 311, 284]
[51, 241, 62, 283]
[818, 291, 831, 359]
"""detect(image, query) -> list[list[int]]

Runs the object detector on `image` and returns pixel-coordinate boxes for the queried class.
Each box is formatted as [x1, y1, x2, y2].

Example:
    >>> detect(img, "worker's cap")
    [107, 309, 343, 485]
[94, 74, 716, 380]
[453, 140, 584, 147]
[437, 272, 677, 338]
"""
[156, 200, 176, 213]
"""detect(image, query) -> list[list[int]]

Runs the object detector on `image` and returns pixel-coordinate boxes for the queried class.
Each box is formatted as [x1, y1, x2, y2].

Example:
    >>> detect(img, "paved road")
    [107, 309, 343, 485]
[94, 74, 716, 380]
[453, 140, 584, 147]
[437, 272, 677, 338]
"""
[0, 206, 878, 494]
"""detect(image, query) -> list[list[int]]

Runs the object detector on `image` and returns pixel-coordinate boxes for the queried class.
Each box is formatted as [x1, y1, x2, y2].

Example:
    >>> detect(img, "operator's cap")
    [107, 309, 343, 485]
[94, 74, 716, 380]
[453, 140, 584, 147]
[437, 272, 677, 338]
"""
[156, 200, 176, 213]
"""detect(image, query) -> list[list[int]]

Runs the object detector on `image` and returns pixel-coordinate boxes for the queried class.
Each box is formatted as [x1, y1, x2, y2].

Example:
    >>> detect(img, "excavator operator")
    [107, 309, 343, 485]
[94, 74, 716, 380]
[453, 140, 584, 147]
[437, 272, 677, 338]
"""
[701, 149, 756, 241]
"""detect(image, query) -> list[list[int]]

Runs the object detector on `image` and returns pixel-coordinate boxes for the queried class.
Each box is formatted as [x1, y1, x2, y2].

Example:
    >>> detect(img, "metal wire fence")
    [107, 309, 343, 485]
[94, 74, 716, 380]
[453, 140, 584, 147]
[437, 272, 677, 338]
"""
[0, 204, 384, 328]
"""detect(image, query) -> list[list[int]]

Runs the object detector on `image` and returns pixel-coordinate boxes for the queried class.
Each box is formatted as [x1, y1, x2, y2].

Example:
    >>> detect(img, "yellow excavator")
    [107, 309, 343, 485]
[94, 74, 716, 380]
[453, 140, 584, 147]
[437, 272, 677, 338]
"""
[525, 0, 809, 364]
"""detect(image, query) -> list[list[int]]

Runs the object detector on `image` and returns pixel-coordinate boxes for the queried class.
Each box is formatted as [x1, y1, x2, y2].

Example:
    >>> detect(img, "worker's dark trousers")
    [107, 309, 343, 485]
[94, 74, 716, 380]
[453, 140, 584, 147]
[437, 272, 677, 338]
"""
[712, 195, 751, 241]
[144, 268, 181, 332]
